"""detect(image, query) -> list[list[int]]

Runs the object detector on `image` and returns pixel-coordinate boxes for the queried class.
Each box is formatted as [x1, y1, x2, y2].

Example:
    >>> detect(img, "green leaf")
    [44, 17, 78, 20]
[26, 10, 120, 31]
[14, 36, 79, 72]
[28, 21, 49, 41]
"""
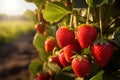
[90, 71, 104, 80]
[62, 66, 73, 72]
[43, 2, 71, 23]
[44, 62, 61, 73]
[33, 33, 48, 61]
[29, 60, 43, 76]
[32, 0, 44, 8]
[82, 48, 91, 55]
[54, 72, 76, 80]
[33, 33, 46, 52]
[25, 0, 44, 8]
[25, 0, 33, 2]
[86, 0, 103, 7]
[39, 49, 48, 61]
[77, 16, 86, 23]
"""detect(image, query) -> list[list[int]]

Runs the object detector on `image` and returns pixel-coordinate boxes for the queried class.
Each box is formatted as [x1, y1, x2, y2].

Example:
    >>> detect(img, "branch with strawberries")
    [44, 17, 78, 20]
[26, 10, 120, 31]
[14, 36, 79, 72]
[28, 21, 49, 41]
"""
[25, 0, 120, 80]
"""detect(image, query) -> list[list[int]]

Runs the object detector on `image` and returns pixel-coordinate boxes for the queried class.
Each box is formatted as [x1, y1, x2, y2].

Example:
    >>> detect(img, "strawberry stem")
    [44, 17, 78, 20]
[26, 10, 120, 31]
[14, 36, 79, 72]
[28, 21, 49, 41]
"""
[99, 7, 103, 41]
[39, 57, 44, 64]
[52, 47, 57, 55]
[69, 0, 74, 28]
[38, 6, 43, 24]
[86, 6, 90, 24]
[73, 13, 77, 27]
[38, 8, 41, 23]
[69, 13, 73, 28]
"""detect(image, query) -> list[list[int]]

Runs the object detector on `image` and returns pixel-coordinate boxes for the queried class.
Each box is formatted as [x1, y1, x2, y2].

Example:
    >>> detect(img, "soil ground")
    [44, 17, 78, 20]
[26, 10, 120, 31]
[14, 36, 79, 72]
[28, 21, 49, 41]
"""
[0, 33, 38, 80]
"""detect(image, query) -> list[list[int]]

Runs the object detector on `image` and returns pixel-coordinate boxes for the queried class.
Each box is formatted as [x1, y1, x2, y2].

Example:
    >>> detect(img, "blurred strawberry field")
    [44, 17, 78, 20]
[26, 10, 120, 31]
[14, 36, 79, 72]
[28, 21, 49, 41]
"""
[0, 20, 35, 45]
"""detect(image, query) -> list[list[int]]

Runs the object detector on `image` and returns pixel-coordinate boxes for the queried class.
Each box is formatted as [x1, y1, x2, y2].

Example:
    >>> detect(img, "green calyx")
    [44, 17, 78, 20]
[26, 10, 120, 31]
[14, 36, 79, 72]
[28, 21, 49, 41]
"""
[78, 24, 97, 28]
[47, 36, 55, 40]
[59, 26, 74, 32]
[73, 54, 89, 61]
[94, 39, 110, 45]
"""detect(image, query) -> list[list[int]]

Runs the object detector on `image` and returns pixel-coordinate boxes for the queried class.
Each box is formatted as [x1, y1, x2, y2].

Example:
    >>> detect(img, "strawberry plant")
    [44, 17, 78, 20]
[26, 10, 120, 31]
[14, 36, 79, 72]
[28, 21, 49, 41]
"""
[25, 0, 120, 80]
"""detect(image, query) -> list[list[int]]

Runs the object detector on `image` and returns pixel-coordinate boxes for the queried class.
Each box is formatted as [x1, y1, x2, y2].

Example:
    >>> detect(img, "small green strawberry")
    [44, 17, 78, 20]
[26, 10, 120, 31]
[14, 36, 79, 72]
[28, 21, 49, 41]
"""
[76, 24, 98, 48]
[56, 27, 75, 48]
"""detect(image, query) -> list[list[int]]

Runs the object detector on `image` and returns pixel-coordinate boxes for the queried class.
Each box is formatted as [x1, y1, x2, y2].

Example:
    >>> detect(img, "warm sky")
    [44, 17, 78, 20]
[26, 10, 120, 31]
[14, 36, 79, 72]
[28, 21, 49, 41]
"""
[0, 0, 37, 16]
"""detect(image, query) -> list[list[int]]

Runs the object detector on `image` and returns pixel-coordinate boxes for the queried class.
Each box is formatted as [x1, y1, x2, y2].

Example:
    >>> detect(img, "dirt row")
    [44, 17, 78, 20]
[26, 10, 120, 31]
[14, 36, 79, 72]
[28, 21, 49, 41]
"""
[0, 33, 38, 80]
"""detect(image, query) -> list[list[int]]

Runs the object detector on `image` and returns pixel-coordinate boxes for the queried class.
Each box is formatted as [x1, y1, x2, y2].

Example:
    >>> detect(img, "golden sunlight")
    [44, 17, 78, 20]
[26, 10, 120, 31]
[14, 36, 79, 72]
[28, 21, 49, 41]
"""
[0, 0, 36, 16]
[3, 0, 19, 15]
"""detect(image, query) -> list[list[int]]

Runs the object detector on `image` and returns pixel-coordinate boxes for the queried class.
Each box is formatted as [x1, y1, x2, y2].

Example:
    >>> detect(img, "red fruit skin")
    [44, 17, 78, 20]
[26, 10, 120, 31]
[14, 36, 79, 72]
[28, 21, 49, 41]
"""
[48, 56, 62, 67]
[76, 24, 97, 48]
[72, 56, 92, 78]
[37, 72, 50, 80]
[90, 42, 115, 67]
[56, 27, 75, 48]
[35, 23, 45, 33]
[45, 38, 56, 53]
[59, 52, 70, 67]
[64, 40, 82, 63]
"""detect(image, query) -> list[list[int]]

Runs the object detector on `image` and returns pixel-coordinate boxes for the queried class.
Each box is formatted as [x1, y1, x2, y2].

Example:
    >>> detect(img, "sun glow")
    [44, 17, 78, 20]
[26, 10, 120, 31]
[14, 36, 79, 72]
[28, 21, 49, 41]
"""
[0, 0, 37, 16]
[2, 0, 20, 15]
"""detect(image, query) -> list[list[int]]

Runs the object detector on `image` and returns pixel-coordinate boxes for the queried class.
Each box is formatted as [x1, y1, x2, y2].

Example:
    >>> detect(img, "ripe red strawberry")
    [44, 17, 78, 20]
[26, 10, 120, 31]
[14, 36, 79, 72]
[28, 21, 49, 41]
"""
[45, 37, 56, 53]
[76, 24, 97, 48]
[59, 51, 70, 67]
[90, 42, 115, 67]
[56, 27, 75, 48]
[35, 23, 45, 33]
[64, 40, 82, 63]
[37, 72, 51, 80]
[72, 56, 92, 77]
[48, 55, 62, 67]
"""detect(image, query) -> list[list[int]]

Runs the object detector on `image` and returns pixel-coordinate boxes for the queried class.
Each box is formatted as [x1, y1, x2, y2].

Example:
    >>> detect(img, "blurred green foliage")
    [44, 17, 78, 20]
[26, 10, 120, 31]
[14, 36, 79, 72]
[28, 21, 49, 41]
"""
[0, 20, 35, 45]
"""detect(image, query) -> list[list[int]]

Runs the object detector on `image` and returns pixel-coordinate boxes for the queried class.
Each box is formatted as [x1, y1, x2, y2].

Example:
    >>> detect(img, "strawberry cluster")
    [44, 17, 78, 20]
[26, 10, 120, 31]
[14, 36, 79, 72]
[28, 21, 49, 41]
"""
[55, 24, 114, 77]
[54, 25, 95, 78]
[35, 24, 115, 79]
[27, 0, 120, 79]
